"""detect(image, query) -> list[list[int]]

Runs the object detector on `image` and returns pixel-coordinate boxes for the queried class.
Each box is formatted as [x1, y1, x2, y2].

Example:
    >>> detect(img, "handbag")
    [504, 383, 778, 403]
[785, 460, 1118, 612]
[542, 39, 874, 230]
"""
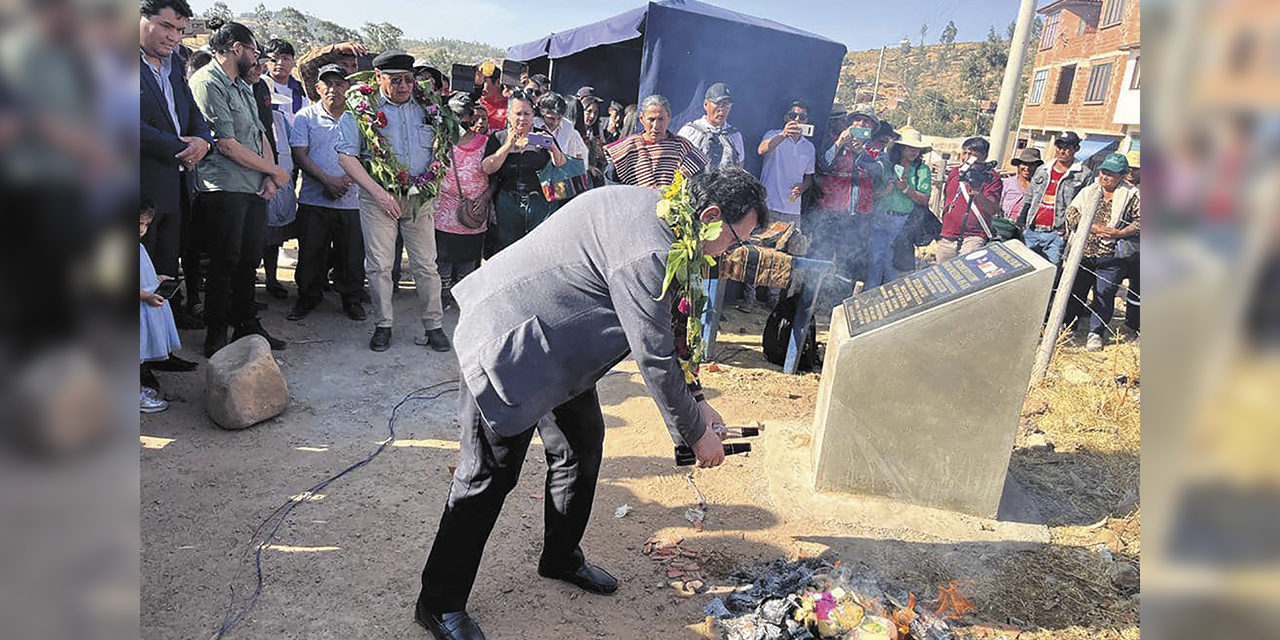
[537, 156, 592, 203]
[448, 147, 488, 230]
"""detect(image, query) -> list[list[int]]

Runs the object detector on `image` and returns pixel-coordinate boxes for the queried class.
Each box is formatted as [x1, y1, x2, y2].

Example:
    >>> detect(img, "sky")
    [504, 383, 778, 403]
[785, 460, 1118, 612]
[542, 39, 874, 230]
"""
[188, 0, 1040, 53]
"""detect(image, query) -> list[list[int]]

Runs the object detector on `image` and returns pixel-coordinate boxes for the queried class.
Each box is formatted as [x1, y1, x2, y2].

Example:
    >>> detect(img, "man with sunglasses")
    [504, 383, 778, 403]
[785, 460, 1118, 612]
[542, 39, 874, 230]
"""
[337, 51, 449, 353]
[415, 167, 767, 640]
[1015, 131, 1094, 265]
[758, 98, 816, 227]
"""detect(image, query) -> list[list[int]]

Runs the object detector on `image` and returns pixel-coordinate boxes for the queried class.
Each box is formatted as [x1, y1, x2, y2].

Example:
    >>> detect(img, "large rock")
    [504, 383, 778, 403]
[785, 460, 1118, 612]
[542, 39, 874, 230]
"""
[810, 241, 1055, 517]
[205, 335, 289, 429]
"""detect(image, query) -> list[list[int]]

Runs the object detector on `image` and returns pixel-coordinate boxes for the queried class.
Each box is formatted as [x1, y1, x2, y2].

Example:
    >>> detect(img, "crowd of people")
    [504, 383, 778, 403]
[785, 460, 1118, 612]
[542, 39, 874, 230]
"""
[139, 0, 1140, 414]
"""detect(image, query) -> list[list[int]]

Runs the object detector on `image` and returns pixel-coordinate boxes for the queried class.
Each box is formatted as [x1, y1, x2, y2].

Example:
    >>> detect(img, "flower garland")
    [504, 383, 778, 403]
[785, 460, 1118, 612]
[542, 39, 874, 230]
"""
[343, 71, 462, 217]
[656, 172, 723, 384]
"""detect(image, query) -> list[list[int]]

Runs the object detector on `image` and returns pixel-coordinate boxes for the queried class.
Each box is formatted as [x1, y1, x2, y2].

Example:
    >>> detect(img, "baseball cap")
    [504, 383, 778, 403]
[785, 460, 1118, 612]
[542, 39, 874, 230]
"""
[704, 82, 732, 103]
[317, 64, 346, 81]
[1098, 152, 1130, 174]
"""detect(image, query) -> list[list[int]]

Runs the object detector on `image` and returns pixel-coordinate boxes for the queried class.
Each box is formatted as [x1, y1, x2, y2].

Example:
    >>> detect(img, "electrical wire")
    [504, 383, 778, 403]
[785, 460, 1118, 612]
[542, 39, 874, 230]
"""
[210, 379, 460, 640]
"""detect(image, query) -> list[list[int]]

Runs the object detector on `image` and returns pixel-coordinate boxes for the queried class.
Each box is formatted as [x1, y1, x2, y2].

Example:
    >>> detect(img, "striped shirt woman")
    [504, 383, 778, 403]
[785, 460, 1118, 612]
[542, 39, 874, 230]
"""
[605, 95, 707, 190]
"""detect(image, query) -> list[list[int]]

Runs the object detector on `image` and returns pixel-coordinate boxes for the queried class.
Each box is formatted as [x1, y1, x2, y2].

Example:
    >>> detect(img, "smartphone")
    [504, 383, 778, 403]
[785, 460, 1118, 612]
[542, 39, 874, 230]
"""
[155, 278, 181, 299]
[451, 64, 476, 95]
[526, 132, 554, 149]
[797, 123, 815, 137]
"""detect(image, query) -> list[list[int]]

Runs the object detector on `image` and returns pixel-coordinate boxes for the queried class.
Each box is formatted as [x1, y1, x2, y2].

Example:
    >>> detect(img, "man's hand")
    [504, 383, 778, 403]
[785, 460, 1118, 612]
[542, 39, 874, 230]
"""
[690, 423, 725, 469]
[175, 136, 210, 168]
[258, 176, 279, 201]
[375, 187, 402, 219]
[321, 173, 352, 200]
[782, 121, 803, 138]
[789, 184, 804, 202]
[333, 42, 369, 57]
[697, 400, 725, 435]
[270, 165, 292, 189]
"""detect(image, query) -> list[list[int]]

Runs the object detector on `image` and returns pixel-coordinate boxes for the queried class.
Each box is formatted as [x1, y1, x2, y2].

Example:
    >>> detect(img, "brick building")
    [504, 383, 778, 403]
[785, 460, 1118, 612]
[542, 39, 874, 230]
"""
[1015, 0, 1140, 166]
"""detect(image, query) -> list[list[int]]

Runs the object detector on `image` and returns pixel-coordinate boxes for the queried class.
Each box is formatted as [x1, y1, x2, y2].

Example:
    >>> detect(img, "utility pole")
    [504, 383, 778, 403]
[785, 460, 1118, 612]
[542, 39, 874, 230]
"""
[871, 45, 886, 112]
[1030, 187, 1101, 385]
[871, 38, 910, 113]
[988, 0, 1038, 166]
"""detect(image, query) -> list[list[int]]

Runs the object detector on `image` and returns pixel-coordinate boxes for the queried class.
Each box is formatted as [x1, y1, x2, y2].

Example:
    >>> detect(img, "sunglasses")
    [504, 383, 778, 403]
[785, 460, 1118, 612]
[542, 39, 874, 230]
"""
[725, 219, 745, 247]
[784, 111, 808, 122]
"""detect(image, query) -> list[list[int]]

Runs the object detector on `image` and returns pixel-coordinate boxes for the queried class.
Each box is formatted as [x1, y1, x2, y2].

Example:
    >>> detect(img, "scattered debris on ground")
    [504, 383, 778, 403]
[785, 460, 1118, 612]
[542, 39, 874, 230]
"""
[697, 557, 969, 640]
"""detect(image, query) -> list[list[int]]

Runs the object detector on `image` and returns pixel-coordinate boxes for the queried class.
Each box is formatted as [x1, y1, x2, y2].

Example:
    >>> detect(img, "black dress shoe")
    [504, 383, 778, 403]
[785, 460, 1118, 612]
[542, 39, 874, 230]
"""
[150, 354, 198, 372]
[203, 327, 229, 358]
[287, 301, 316, 321]
[414, 608, 486, 640]
[369, 327, 391, 352]
[266, 281, 289, 299]
[537, 561, 618, 595]
[232, 319, 286, 350]
[173, 308, 205, 330]
[425, 327, 451, 352]
[343, 300, 367, 321]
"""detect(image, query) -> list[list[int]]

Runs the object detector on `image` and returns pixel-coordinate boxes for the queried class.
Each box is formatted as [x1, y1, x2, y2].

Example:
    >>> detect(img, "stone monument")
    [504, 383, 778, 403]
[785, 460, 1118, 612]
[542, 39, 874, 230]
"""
[810, 240, 1055, 517]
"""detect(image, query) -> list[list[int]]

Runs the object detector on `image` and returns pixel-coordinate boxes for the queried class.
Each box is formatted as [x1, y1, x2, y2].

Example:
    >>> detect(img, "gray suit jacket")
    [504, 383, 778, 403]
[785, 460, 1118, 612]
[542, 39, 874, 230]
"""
[453, 186, 704, 446]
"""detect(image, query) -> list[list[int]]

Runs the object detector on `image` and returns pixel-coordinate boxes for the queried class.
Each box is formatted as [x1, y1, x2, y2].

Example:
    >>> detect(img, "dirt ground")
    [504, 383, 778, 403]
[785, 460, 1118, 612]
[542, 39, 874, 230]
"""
[141, 255, 1140, 640]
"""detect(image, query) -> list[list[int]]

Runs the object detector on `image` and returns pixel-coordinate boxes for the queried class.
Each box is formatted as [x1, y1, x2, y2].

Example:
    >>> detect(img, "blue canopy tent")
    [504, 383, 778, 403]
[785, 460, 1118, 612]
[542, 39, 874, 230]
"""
[506, 0, 847, 177]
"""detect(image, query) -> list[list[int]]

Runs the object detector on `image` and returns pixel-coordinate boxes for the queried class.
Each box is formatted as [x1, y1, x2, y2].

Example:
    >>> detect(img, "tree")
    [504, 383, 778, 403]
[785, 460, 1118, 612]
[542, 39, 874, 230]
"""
[939, 20, 958, 65]
[361, 22, 403, 53]
[203, 1, 232, 24]
[940, 20, 958, 46]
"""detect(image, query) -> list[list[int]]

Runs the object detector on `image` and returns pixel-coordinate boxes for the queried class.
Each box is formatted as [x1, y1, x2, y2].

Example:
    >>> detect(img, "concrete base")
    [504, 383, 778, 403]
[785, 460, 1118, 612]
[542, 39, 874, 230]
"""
[810, 241, 1055, 517]
[764, 420, 1050, 544]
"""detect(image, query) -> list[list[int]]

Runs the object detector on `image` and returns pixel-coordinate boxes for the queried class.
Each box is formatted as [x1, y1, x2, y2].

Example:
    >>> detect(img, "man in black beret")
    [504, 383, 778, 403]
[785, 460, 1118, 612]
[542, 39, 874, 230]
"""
[336, 50, 451, 352]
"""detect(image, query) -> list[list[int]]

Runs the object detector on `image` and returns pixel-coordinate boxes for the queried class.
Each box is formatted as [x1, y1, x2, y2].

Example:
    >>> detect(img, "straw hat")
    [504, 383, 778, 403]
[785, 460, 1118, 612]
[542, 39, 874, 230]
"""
[893, 127, 931, 153]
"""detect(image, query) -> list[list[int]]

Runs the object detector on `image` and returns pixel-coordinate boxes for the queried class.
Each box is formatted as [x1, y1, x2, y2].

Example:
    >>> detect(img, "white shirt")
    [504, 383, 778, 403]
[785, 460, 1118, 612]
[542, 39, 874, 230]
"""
[759, 129, 816, 216]
[536, 118, 589, 160]
[271, 79, 309, 128]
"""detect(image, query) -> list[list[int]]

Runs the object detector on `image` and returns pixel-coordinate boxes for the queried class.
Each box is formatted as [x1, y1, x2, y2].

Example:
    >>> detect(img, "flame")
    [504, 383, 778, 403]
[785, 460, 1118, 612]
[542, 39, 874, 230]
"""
[934, 581, 976, 620]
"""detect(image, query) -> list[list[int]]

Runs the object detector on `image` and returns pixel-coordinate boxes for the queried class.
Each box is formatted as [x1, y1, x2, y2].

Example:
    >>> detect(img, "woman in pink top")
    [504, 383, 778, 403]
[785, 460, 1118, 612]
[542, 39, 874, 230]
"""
[435, 93, 496, 309]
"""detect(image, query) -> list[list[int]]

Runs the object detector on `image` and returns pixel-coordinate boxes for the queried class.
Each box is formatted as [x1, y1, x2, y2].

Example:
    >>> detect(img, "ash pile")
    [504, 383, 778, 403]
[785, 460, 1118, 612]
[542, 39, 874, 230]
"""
[702, 558, 962, 640]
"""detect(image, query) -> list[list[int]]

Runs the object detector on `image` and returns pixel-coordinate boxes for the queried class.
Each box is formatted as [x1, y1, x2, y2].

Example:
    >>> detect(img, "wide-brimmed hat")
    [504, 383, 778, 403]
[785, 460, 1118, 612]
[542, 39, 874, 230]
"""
[892, 127, 930, 152]
[1011, 147, 1044, 166]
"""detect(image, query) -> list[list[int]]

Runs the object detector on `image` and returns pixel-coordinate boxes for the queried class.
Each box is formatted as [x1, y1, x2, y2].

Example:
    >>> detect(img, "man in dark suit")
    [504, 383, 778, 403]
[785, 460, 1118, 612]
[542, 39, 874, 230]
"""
[415, 169, 767, 640]
[140, 0, 212, 327]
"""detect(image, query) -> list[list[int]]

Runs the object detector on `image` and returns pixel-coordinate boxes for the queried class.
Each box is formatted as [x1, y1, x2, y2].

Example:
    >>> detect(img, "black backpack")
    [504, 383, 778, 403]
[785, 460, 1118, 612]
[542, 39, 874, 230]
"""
[762, 294, 819, 371]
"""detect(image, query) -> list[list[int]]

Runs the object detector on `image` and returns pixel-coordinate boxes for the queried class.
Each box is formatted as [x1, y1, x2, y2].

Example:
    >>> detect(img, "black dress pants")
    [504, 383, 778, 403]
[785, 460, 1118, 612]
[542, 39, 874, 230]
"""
[418, 384, 606, 613]
[195, 191, 267, 333]
[295, 203, 365, 304]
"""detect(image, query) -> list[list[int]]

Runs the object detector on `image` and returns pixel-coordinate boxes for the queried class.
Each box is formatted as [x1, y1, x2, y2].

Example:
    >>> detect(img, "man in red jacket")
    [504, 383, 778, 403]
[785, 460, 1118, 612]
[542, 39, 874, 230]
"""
[938, 136, 1003, 261]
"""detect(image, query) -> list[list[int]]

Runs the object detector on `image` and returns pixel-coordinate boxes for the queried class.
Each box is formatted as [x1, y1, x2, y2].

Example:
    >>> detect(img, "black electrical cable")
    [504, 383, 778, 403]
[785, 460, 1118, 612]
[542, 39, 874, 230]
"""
[211, 379, 460, 639]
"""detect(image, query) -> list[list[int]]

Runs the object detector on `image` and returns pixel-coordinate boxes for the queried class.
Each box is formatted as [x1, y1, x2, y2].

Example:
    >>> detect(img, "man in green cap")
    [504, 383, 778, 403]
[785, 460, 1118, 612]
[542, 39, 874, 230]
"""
[1063, 152, 1140, 351]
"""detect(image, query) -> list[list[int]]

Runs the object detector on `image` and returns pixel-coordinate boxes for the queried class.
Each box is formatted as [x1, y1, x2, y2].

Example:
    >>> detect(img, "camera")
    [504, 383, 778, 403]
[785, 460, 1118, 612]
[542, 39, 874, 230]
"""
[960, 160, 997, 187]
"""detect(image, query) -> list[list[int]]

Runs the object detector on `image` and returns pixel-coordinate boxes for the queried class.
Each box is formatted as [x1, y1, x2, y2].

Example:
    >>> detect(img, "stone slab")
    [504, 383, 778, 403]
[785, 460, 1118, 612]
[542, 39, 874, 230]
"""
[764, 419, 1050, 544]
[810, 241, 1055, 518]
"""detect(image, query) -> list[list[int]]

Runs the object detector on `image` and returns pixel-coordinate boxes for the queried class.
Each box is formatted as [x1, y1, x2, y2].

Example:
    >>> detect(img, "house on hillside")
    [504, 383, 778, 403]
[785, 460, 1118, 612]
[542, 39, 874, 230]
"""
[1015, 0, 1140, 167]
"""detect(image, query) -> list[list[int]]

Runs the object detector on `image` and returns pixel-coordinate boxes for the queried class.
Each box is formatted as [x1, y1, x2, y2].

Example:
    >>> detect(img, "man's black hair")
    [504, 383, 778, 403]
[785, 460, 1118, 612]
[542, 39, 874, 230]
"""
[687, 166, 770, 229]
[962, 136, 990, 155]
[528, 73, 550, 88]
[787, 98, 809, 113]
[205, 18, 255, 55]
[141, 197, 156, 215]
[264, 38, 296, 57]
[536, 91, 567, 117]
[186, 49, 213, 75]
[140, 0, 193, 19]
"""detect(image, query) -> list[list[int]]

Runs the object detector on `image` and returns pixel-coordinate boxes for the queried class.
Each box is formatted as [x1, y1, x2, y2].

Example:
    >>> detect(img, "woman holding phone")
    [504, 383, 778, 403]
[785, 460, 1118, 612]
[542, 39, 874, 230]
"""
[481, 90, 567, 251]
